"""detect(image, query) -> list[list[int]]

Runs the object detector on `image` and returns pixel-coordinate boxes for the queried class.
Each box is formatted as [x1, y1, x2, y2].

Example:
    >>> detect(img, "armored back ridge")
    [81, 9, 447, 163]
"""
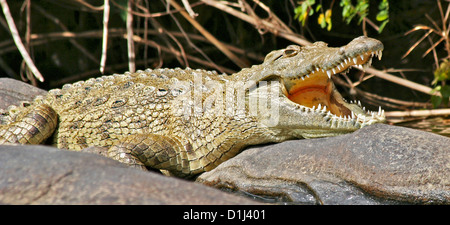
[0, 36, 385, 177]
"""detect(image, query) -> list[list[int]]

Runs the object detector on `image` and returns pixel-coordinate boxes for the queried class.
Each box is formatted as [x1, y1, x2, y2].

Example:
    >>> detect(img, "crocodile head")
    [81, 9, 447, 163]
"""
[243, 36, 385, 138]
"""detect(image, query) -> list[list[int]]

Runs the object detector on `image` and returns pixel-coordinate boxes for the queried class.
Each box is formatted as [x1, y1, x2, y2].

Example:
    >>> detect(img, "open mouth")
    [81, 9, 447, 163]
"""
[285, 50, 383, 118]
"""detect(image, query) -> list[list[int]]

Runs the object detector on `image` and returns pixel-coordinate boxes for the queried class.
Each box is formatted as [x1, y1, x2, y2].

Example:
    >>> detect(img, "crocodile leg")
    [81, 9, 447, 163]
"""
[0, 104, 57, 145]
[105, 134, 196, 176]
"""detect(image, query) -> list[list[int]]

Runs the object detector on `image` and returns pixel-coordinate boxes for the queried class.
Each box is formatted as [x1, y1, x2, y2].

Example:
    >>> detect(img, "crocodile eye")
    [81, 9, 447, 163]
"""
[283, 49, 297, 56]
[283, 45, 300, 57]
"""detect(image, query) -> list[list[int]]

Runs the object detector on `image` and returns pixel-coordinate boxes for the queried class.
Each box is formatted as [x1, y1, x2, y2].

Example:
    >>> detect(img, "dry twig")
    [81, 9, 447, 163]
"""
[126, 0, 135, 72]
[100, 0, 110, 74]
[169, 0, 248, 68]
[0, 0, 44, 82]
[33, 4, 99, 64]
[180, 0, 198, 18]
[74, 0, 104, 11]
[363, 67, 438, 97]
[165, 5, 224, 72]
[0, 28, 263, 67]
[385, 108, 450, 118]
[201, 0, 311, 46]
[333, 75, 431, 110]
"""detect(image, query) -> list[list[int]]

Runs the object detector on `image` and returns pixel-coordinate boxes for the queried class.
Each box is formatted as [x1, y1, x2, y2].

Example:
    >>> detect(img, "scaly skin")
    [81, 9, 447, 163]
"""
[0, 36, 385, 177]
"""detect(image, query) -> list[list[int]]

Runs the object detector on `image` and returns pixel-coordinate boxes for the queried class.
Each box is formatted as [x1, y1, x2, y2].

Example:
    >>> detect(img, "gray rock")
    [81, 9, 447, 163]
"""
[197, 124, 450, 204]
[0, 145, 259, 204]
[0, 78, 47, 109]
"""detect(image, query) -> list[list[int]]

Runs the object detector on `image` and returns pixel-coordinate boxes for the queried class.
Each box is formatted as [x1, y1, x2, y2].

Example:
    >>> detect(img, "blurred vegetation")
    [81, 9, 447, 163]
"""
[0, 0, 449, 121]
[294, 0, 389, 33]
[431, 60, 450, 107]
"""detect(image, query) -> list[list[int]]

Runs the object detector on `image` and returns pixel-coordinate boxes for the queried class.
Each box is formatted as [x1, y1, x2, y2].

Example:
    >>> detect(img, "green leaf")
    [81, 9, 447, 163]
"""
[376, 10, 388, 21]
[431, 95, 442, 108]
[302, 2, 308, 13]
[315, 4, 322, 12]
[434, 60, 450, 83]
[294, 4, 309, 26]
[379, 0, 389, 10]
[340, 0, 356, 24]
[378, 20, 389, 33]
[294, 6, 300, 15]
[340, 0, 351, 7]
[115, 0, 129, 22]
[356, 3, 369, 12]
[294, 6, 301, 19]
[377, 0, 389, 32]
[430, 85, 441, 94]
[440, 85, 450, 106]
[441, 85, 450, 98]
[342, 4, 351, 18]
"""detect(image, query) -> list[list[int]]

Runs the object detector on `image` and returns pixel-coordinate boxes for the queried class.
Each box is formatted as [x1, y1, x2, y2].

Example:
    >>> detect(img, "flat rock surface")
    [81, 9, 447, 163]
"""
[0, 145, 258, 204]
[197, 124, 450, 204]
[0, 78, 47, 109]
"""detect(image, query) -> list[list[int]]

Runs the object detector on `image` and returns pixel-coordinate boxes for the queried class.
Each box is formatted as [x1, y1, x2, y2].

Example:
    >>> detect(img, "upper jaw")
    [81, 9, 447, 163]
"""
[283, 36, 384, 87]
[276, 37, 385, 128]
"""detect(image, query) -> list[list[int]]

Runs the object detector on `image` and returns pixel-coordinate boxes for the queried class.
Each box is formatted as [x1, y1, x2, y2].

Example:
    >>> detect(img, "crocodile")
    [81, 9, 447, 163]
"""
[0, 36, 385, 177]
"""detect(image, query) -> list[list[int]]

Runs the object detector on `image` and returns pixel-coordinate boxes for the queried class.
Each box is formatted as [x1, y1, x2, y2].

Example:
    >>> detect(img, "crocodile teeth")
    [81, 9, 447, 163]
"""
[323, 107, 384, 129]
[331, 119, 337, 128]
[326, 70, 332, 78]
[353, 57, 358, 64]
[357, 64, 364, 71]
[372, 50, 383, 60]
[378, 106, 385, 117]
[363, 63, 370, 70]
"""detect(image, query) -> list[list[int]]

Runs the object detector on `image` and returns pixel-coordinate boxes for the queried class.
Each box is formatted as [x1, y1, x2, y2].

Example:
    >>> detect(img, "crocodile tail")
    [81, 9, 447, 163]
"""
[0, 103, 57, 145]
